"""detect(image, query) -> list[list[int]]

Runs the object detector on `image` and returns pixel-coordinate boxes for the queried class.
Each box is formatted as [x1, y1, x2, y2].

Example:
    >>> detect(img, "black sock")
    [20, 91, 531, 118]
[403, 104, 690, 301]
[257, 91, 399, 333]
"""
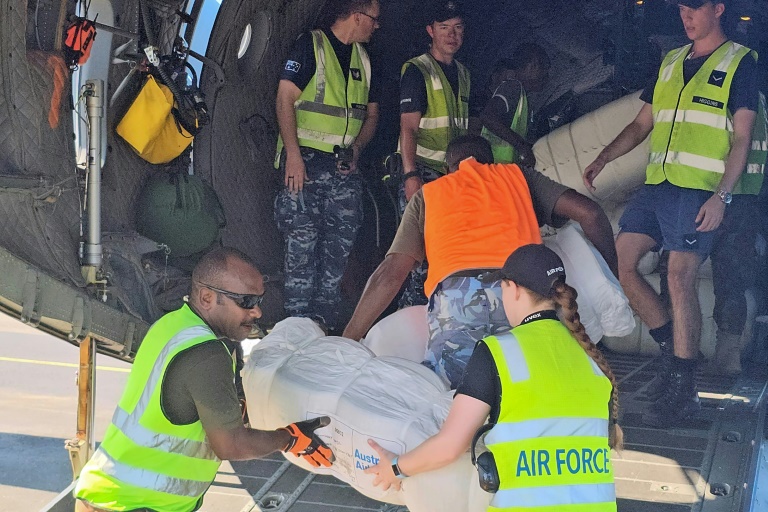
[672, 356, 696, 374]
[649, 322, 673, 347]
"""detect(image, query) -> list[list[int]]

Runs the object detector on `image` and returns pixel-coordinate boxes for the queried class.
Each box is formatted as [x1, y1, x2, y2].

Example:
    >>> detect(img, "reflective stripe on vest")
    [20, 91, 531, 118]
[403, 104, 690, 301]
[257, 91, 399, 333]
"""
[483, 321, 616, 512]
[109, 405, 217, 461]
[481, 81, 529, 164]
[397, 53, 470, 173]
[274, 30, 371, 165]
[87, 446, 212, 498]
[75, 306, 231, 512]
[646, 41, 761, 193]
[491, 483, 616, 509]
[421, 159, 542, 297]
[741, 91, 768, 193]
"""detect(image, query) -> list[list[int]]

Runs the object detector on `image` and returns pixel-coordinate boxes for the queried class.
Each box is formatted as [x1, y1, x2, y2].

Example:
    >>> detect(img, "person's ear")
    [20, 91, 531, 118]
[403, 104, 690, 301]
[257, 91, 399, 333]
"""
[197, 287, 216, 311]
[426, 24, 434, 38]
[714, 2, 725, 18]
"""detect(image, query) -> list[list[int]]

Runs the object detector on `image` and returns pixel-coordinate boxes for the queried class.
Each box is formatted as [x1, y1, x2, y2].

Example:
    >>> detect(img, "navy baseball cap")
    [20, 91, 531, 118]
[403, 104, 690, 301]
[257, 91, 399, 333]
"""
[428, 0, 464, 24]
[668, 0, 726, 7]
[482, 244, 566, 297]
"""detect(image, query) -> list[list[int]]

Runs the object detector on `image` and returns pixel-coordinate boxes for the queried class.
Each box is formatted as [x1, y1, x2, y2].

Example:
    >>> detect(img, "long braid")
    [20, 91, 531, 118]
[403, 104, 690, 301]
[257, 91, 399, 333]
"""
[551, 281, 624, 451]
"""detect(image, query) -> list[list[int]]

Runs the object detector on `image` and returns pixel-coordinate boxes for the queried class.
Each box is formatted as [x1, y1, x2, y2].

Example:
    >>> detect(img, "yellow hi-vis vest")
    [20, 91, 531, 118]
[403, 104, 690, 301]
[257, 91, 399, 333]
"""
[744, 91, 768, 190]
[398, 53, 470, 173]
[274, 30, 371, 166]
[483, 319, 616, 512]
[647, 41, 764, 194]
[481, 81, 529, 164]
[75, 304, 233, 512]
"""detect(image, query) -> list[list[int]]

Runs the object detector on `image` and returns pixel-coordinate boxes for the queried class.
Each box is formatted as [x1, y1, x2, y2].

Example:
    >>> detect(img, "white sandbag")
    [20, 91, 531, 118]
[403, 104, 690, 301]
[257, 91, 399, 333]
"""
[533, 91, 649, 205]
[243, 317, 489, 512]
[362, 305, 429, 363]
[543, 223, 636, 341]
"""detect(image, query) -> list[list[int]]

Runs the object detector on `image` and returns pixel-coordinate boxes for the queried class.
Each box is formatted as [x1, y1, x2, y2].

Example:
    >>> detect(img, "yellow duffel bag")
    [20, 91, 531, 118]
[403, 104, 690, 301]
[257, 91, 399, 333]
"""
[116, 75, 196, 164]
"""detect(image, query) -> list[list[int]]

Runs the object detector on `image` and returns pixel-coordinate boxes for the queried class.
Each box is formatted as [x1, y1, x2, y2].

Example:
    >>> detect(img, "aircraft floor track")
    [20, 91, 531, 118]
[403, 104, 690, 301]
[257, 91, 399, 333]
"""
[607, 350, 767, 512]
[201, 349, 766, 512]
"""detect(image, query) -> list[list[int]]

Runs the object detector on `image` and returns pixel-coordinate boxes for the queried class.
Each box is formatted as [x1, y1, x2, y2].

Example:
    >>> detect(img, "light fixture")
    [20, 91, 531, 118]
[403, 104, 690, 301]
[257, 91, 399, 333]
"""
[740, 15, 751, 21]
[635, 0, 644, 4]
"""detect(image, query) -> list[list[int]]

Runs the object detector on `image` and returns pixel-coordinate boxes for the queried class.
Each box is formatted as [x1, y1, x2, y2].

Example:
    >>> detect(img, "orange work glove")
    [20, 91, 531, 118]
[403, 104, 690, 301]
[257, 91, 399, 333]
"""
[280, 416, 335, 468]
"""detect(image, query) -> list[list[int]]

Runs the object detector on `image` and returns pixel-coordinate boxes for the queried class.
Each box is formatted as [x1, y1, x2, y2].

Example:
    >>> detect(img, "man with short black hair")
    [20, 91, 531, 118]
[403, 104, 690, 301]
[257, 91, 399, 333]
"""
[479, 43, 551, 167]
[345, 135, 616, 388]
[75, 248, 333, 512]
[275, 0, 381, 331]
[583, 0, 764, 427]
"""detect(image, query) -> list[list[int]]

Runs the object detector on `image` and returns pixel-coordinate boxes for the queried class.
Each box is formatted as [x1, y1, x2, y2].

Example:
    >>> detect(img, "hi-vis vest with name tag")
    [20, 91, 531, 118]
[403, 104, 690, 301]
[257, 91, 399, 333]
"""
[483, 319, 616, 512]
[275, 30, 371, 166]
[481, 81, 529, 164]
[75, 304, 234, 512]
[647, 41, 765, 194]
[398, 53, 470, 173]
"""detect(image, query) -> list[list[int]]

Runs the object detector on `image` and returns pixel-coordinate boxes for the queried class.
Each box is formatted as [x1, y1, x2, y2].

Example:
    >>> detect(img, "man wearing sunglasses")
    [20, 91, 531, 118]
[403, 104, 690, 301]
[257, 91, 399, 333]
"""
[75, 248, 334, 512]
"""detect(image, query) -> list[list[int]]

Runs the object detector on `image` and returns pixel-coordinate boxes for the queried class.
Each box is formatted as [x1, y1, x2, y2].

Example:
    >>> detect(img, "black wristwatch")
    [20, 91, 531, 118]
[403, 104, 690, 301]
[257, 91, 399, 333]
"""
[716, 188, 733, 205]
[391, 456, 408, 479]
[401, 170, 422, 183]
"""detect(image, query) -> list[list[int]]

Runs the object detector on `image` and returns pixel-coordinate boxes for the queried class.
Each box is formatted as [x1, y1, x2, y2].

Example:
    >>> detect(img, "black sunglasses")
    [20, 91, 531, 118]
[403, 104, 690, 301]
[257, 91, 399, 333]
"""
[199, 282, 264, 309]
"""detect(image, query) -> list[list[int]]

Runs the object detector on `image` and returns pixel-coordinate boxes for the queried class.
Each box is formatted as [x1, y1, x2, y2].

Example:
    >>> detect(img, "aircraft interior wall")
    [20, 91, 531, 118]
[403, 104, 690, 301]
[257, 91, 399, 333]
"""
[2, 0, 766, 328]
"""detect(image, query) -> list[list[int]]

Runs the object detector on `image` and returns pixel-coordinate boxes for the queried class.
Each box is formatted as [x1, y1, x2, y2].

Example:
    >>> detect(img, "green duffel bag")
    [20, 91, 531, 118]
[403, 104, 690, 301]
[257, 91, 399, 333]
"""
[136, 171, 226, 257]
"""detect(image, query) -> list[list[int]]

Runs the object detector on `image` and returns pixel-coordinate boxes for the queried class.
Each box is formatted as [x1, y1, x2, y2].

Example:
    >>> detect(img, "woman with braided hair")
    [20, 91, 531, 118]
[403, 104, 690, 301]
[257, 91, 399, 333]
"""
[364, 243, 621, 512]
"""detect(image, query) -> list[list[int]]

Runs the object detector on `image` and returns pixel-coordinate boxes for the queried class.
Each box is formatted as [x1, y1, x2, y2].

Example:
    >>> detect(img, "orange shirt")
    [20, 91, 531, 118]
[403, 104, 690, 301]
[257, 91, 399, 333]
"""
[422, 159, 542, 296]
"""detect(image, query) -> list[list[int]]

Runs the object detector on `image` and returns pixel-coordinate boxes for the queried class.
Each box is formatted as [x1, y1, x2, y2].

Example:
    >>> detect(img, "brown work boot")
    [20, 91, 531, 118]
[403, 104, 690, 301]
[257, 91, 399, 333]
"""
[707, 331, 744, 376]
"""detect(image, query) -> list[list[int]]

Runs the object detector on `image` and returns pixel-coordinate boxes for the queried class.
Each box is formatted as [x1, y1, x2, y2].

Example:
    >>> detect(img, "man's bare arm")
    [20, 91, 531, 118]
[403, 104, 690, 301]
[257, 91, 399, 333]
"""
[342, 253, 417, 341]
[206, 424, 291, 461]
[480, 106, 534, 165]
[350, 102, 380, 172]
[583, 103, 654, 191]
[553, 190, 618, 277]
[275, 79, 306, 192]
[696, 108, 757, 232]
[400, 111, 424, 200]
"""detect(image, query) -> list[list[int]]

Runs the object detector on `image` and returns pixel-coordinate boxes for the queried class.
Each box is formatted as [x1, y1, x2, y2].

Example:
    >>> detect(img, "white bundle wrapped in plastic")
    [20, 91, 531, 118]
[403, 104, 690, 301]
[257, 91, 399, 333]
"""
[243, 317, 489, 512]
[362, 304, 429, 362]
[543, 223, 636, 342]
[533, 90, 649, 205]
[365, 225, 635, 350]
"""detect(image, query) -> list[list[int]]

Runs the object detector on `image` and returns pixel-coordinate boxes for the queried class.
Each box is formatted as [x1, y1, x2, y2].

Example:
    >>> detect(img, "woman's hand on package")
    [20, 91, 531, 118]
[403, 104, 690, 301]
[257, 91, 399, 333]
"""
[363, 439, 401, 491]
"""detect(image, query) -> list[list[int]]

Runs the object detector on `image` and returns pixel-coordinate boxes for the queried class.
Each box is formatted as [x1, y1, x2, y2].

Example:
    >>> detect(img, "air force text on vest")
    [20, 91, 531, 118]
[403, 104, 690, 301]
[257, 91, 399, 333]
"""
[516, 448, 610, 477]
[354, 449, 380, 470]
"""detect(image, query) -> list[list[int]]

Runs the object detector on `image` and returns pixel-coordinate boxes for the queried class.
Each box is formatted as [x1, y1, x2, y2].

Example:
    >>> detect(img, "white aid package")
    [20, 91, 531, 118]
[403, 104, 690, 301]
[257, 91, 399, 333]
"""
[243, 317, 488, 512]
[543, 223, 635, 341]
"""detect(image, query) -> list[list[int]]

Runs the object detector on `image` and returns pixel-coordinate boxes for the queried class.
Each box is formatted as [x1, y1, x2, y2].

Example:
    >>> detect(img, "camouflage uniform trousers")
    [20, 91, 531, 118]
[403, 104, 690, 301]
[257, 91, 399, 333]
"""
[397, 166, 443, 308]
[425, 276, 511, 388]
[274, 150, 362, 329]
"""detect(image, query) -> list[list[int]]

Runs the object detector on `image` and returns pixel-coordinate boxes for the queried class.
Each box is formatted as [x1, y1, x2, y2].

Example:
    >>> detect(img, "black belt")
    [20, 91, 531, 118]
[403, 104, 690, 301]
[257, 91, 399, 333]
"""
[448, 268, 497, 279]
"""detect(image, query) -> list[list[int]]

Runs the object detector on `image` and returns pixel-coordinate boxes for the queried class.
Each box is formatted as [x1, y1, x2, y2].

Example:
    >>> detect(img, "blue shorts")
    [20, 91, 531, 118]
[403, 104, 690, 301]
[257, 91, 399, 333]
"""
[619, 181, 717, 258]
